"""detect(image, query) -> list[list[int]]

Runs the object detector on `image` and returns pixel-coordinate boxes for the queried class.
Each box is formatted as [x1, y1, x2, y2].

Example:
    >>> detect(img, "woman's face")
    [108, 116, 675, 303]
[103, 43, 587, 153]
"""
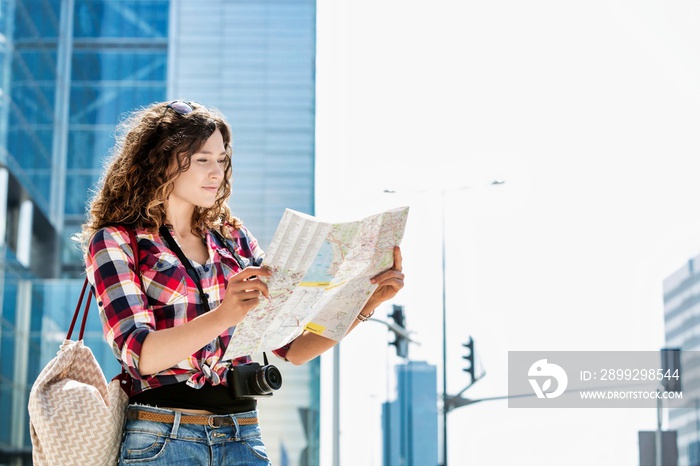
[169, 128, 228, 209]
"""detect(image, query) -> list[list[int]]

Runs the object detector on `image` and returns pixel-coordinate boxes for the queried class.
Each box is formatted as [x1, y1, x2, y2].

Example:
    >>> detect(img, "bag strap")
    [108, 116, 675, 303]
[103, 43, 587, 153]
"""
[66, 277, 93, 340]
[68, 227, 140, 341]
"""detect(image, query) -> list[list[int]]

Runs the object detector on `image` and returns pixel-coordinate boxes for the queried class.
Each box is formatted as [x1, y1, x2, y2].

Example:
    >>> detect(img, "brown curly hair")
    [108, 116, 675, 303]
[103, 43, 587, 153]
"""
[77, 100, 241, 251]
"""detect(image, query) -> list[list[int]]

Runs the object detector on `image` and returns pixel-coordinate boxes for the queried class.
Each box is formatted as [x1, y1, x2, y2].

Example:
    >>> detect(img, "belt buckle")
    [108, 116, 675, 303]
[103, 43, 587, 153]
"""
[207, 416, 219, 428]
[208, 415, 232, 428]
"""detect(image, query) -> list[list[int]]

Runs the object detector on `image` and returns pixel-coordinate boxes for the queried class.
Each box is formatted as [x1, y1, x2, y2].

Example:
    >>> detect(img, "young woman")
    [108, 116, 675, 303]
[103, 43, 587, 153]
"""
[79, 100, 404, 465]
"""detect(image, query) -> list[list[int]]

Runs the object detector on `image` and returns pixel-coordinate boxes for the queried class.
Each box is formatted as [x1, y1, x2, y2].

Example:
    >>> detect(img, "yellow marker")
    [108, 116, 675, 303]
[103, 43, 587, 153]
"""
[324, 280, 347, 291]
[305, 322, 326, 335]
[299, 281, 331, 287]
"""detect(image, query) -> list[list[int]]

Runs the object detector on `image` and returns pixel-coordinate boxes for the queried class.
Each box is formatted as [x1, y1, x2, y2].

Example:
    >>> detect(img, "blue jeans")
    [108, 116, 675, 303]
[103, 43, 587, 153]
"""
[119, 405, 271, 465]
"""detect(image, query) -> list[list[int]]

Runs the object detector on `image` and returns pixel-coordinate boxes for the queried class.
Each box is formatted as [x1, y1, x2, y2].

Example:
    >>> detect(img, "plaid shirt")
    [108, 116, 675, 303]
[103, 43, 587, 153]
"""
[86, 224, 288, 394]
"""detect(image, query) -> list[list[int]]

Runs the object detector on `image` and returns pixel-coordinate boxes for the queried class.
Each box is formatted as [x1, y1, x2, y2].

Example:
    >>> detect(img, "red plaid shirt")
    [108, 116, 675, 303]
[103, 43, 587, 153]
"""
[86, 224, 289, 394]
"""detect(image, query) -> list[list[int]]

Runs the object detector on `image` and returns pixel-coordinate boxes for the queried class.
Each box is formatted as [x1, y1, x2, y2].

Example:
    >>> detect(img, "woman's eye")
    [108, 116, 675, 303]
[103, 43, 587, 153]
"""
[218, 159, 226, 164]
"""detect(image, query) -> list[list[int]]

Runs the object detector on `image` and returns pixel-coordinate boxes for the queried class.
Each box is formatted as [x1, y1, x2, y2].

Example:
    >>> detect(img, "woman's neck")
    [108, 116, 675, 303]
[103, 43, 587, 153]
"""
[165, 199, 196, 239]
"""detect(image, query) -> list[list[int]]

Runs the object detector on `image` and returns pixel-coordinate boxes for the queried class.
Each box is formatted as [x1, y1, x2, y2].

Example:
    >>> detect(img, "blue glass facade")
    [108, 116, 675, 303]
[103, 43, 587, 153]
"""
[0, 1, 318, 464]
[64, 0, 168, 271]
[663, 258, 700, 466]
[166, 3, 318, 464]
[0, 0, 167, 461]
[382, 361, 439, 466]
[6, 0, 60, 216]
[168, 0, 316, 249]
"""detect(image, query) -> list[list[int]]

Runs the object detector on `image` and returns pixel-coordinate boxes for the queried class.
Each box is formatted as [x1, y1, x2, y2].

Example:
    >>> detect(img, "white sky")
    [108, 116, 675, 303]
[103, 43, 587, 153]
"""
[315, 1, 700, 465]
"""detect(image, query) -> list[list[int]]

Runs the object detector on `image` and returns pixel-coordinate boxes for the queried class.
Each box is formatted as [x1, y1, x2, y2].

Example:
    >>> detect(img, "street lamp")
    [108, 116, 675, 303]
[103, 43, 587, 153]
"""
[436, 181, 506, 466]
[385, 179, 504, 466]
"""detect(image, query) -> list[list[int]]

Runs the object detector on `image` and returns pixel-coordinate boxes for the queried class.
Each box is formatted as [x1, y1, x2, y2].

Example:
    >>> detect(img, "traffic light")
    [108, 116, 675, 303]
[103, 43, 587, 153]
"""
[462, 337, 475, 384]
[389, 305, 408, 358]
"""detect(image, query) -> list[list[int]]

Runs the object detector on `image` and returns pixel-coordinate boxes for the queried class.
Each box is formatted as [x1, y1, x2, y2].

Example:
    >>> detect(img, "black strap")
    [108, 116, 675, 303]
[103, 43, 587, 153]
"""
[158, 226, 226, 371]
[158, 226, 271, 363]
[159, 226, 211, 312]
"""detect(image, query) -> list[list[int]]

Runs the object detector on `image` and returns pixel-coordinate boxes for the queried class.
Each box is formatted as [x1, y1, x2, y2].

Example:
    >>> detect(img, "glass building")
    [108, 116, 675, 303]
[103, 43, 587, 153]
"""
[382, 361, 438, 466]
[663, 257, 700, 466]
[0, 1, 317, 464]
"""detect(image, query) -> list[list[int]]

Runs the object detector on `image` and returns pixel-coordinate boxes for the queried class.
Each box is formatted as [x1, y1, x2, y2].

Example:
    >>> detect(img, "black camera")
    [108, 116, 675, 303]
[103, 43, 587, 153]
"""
[227, 354, 283, 399]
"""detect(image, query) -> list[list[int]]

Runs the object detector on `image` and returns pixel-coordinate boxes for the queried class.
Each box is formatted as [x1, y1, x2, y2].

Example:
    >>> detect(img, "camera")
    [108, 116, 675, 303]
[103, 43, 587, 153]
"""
[227, 355, 283, 399]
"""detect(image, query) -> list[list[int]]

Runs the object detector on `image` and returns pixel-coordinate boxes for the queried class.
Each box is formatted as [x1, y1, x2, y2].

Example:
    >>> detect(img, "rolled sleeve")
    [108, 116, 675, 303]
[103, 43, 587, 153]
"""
[86, 227, 153, 380]
[272, 343, 292, 362]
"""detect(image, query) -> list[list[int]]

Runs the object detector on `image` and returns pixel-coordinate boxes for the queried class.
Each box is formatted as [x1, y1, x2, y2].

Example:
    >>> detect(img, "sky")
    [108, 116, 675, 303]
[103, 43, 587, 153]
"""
[314, 1, 700, 465]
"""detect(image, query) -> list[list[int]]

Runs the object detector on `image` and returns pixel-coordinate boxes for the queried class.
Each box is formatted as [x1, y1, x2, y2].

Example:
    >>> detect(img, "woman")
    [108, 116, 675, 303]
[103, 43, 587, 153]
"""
[79, 100, 404, 465]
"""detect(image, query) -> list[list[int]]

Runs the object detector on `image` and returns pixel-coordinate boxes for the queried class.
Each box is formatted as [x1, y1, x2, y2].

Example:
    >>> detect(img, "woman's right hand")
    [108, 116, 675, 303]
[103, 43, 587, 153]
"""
[218, 266, 273, 326]
[139, 266, 273, 376]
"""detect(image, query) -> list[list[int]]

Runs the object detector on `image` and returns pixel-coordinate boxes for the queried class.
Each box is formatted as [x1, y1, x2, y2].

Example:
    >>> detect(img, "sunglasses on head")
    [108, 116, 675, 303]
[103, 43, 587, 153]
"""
[164, 100, 196, 116]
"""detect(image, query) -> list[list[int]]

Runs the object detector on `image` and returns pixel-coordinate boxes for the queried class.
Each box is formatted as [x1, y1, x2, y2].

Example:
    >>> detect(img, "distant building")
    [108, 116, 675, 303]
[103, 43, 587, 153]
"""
[0, 1, 317, 464]
[662, 257, 700, 466]
[638, 431, 679, 466]
[382, 361, 438, 466]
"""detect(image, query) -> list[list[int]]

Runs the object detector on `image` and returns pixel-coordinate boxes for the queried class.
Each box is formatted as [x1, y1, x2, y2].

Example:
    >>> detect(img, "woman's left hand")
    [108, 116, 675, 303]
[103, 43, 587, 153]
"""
[367, 246, 405, 307]
[284, 246, 405, 365]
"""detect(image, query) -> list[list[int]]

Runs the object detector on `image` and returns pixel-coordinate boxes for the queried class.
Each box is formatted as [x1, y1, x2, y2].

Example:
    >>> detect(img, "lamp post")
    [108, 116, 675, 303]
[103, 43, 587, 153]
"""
[439, 180, 504, 466]
[386, 179, 504, 466]
[440, 188, 448, 466]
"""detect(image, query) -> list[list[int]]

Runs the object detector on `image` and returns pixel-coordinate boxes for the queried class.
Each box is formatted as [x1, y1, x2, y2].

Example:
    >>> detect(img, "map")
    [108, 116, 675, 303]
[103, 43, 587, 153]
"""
[222, 206, 409, 360]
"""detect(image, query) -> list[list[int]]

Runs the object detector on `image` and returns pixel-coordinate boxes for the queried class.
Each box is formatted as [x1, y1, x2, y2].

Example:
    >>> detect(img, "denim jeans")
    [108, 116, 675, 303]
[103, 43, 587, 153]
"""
[119, 405, 271, 465]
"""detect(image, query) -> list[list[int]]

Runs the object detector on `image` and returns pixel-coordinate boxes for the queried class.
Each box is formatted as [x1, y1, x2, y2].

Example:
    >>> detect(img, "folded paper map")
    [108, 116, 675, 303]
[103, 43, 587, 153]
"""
[222, 206, 409, 360]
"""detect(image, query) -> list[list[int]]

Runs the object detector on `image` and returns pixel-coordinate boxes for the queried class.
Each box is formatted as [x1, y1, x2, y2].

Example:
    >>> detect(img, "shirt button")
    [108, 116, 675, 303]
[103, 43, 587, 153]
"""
[203, 265, 210, 272]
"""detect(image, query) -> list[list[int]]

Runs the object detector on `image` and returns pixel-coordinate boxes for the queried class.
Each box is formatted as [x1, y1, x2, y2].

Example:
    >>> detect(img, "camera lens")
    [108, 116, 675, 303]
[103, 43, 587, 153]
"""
[266, 366, 282, 389]
[252, 365, 283, 394]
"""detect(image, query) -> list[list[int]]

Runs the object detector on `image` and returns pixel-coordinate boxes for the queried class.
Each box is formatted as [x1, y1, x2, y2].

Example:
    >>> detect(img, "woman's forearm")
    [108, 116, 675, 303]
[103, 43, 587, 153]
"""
[138, 307, 229, 376]
[138, 267, 270, 376]
[284, 304, 374, 365]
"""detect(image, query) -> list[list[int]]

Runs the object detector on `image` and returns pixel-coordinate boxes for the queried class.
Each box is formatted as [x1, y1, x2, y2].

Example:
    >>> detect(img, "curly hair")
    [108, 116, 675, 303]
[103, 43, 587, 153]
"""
[77, 100, 241, 251]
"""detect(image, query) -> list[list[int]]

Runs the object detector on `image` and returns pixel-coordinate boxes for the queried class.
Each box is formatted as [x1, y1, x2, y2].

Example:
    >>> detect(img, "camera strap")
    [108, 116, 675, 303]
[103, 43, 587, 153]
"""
[159, 225, 212, 312]
[159, 225, 270, 363]
[159, 227, 252, 308]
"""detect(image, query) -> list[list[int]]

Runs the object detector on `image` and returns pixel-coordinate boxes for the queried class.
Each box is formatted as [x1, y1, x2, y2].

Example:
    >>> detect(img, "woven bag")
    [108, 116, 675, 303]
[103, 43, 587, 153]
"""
[28, 228, 137, 465]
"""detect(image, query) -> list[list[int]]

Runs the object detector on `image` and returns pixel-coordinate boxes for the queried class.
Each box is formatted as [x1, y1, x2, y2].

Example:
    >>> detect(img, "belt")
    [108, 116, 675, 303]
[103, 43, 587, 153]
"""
[126, 409, 258, 427]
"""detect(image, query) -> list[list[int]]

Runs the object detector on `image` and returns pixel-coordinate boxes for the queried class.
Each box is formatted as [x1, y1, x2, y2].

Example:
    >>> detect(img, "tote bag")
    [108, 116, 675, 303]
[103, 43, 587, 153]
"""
[28, 228, 137, 465]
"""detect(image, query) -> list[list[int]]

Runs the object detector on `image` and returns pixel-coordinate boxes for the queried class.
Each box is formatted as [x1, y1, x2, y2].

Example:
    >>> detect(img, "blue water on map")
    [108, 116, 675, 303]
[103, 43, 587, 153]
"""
[299, 240, 336, 283]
